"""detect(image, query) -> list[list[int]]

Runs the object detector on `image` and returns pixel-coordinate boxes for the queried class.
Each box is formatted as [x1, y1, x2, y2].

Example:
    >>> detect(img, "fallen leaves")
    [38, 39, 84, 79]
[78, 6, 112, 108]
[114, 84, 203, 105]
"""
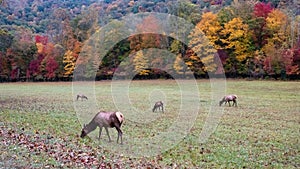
[0, 124, 166, 168]
[0, 125, 107, 168]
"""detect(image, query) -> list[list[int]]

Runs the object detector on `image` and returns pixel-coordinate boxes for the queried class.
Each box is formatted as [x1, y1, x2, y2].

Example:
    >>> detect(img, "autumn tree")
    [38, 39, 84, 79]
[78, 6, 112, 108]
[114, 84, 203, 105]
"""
[282, 49, 299, 75]
[75, 43, 100, 80]
[222, 17, 251, 61]
[189, 25, 217, 74]
[42, 43, 59, 80]
[265, 9, 289, 46]
[197, 12, 222, 49]
[173, 54, 188, 75]
[63, 50, 77, 77]
[129, 15, 167, 52]
[262, 9, 292, 76]
[27, 37, 40, 80]
[133, 50, 150, 76]
[262, 41, 282, 75]
[250, 2, 274, 49]
[128, 14, 169, 78]
[44, 56, 59, 80]
[62, 35, 82, 77]
[9, 27, 37, 81]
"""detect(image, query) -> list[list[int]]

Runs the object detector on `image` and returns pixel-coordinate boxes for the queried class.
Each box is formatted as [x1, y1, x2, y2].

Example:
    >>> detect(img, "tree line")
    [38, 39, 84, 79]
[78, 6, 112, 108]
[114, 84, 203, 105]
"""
[0, 0, 299, 81]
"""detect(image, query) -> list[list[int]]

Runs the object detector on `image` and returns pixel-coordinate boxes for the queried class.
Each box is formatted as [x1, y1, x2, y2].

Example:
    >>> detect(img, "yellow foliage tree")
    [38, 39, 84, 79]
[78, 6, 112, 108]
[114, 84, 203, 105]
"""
[266, 9, 289, 48]
[266, 10, 286, 31]
[63, 50, 76, 76]
[133, 50, 150, 76]
[262, 9, 290, 74]
[188, 26, 217, 73]
[173, 54, 186, 74]
[62, 40, 82, 77]
[197, 12, 222, 49]
[220, 17, 251, 62]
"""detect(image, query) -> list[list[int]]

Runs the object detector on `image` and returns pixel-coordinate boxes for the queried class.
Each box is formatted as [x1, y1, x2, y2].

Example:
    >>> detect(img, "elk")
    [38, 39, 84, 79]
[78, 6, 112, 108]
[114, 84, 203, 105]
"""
[80, 111, 124, 144]
[152, 101, 164, 113]
[219, 95, 238, 107]
[77, 94, 88, 101]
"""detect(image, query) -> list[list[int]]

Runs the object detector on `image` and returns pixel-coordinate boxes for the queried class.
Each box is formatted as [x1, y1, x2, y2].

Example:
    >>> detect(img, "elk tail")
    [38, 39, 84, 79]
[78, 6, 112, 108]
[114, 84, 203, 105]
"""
[116, 112, 124, 124]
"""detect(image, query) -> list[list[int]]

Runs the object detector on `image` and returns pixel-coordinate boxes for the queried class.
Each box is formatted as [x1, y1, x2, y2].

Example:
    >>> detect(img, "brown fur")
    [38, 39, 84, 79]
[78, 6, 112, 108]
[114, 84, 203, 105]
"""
[80, 111, 124, 144]
[152, 101, 164, 113]
[77, 94, 88, 101]
[219, 95, 238, 107]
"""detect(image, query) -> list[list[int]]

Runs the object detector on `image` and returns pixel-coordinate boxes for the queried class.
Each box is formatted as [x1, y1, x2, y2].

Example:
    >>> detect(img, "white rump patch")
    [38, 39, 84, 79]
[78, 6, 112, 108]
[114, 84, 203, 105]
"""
[116, 111, 124, 123]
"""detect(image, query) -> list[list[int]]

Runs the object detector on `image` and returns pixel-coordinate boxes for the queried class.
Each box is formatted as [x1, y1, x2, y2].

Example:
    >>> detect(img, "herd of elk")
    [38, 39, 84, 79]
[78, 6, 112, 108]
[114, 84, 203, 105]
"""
[78, 93, 238, 144]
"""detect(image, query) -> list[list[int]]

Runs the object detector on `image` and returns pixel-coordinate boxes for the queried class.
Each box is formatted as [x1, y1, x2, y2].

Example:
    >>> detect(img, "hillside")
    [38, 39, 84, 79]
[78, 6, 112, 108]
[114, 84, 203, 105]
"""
[0, 0, 299, 81]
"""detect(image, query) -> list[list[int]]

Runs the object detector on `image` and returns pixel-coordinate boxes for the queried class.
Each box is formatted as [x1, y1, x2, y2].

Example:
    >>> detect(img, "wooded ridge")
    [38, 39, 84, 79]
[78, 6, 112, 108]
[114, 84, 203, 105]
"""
[0, 0, 299, 81]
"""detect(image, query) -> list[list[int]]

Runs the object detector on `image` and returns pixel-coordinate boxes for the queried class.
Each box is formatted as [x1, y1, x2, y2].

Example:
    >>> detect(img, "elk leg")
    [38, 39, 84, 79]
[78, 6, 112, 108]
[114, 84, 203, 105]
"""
[116, 127, 123, 144]
[104, 127, 112, 142]
[162, 105, 164, 113]
[98, 127, 103, 140]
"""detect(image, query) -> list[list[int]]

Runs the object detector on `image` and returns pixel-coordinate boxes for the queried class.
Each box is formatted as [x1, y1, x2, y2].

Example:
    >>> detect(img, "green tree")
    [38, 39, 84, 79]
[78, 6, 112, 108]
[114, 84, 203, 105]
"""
[72, 6, 100, 42]
[0, 29, 13, 52]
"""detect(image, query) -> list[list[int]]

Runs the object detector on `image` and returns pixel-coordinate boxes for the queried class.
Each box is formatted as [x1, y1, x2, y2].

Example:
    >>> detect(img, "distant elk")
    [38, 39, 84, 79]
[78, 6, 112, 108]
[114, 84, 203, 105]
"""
[76, 94, 88, 101]
[80, 111, 124, 144]
[152, 101, 164, 113]
[219, 95, 238, 107]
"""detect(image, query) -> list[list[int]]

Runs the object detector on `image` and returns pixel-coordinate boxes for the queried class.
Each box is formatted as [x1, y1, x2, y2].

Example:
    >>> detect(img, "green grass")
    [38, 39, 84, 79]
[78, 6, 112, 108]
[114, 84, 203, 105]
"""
[0, 80, 299, 168]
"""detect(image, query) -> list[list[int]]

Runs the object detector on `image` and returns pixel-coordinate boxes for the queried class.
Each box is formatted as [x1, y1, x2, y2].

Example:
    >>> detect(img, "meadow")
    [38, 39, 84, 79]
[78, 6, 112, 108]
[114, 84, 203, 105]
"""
[0, 80, 299, 168]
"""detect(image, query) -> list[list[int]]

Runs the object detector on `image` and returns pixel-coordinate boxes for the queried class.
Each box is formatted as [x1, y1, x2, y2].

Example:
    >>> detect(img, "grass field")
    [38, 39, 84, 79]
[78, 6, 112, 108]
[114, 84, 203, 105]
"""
[0, 80, 299, 168]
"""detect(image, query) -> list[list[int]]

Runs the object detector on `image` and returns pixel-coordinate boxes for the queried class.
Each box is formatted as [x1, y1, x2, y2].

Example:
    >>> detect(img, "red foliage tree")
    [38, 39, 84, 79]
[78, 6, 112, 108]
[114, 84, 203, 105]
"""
[28, 54, 44, 78]
[253, 2, 273, 18]
[251, 2, 274, 49]
[282, 49, 298, 75]
[45, 57, 59, 79]
[291, 48, 300, 75]
[35, 35, 48, 45]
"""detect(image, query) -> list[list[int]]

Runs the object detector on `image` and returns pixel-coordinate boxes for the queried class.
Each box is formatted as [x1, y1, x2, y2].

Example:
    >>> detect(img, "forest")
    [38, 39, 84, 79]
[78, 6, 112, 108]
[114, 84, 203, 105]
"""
[0, 0, 299, 81]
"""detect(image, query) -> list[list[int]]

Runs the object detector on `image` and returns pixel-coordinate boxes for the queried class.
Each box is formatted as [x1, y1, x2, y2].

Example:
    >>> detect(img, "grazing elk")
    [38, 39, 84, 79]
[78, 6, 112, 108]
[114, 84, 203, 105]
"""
[219, 95, 238, 107]
[152, 101, 164, 113]
[77, 94, 88, 101]
[80, 111, 124, 144]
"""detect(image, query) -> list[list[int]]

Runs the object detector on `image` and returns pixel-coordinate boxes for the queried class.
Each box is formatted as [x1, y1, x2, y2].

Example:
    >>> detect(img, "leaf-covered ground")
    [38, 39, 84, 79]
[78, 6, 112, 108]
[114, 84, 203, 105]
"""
[0, 80, 299, 168]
